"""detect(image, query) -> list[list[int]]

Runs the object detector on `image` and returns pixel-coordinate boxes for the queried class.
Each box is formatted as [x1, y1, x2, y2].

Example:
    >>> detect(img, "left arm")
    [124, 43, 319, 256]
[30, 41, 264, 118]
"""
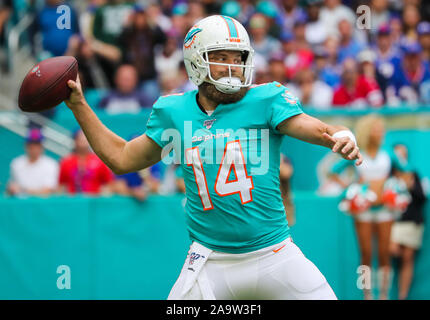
[278, 113, 363, 166]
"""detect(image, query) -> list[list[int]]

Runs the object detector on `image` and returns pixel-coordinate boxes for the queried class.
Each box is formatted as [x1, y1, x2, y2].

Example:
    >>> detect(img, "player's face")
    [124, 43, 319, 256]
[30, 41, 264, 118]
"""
[207, 50, 245, 81]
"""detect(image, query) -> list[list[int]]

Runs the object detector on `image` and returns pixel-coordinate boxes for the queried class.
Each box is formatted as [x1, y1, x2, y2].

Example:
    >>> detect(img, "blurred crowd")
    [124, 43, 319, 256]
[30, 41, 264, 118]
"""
[6, 128, 186, 200]
[1, 0, 430, 112]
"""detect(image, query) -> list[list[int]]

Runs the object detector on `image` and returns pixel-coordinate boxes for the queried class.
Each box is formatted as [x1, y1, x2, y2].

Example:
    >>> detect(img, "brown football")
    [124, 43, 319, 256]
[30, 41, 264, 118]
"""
[18, 56, 78, 112]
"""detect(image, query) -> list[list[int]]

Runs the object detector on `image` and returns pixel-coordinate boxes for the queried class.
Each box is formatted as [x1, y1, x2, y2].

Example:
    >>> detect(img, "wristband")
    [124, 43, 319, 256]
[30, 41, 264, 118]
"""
[332, 130, 357, 146]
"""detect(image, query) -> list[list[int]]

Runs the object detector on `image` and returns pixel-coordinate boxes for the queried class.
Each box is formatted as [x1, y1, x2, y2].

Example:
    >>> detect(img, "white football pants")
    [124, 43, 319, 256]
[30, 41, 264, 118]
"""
[168, 237, 337, 300]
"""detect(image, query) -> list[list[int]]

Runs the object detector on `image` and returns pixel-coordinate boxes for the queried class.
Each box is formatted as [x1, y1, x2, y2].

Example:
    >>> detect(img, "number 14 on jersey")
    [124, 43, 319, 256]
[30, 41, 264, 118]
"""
[186, 140, 254, 210]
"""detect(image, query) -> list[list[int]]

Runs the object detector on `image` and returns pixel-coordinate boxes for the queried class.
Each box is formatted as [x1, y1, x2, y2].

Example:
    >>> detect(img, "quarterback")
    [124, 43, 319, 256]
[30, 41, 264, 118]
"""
[65, 15, 363, 299]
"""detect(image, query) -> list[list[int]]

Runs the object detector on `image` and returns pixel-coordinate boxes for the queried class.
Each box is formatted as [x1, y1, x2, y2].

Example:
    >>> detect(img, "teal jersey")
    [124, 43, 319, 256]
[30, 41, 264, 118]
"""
[145, 82, 303, 253]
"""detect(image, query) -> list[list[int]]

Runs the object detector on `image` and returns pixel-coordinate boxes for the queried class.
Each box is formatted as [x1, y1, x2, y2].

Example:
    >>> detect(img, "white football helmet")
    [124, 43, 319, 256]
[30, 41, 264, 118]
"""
[183, 15, 254, 94]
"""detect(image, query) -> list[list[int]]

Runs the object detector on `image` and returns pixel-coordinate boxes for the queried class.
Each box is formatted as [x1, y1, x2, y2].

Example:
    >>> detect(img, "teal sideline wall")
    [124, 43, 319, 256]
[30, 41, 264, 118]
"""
[0, 193, 429, 300]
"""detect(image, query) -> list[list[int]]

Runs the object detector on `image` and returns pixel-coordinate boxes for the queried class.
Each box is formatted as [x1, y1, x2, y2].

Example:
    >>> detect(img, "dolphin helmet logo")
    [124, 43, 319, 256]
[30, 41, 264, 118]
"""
[184, 28, 202, 49]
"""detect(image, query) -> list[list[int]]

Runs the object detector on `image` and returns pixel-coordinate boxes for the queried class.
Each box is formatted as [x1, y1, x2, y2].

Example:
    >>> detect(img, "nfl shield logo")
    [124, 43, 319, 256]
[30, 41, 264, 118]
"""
[203, 119, 216, 129]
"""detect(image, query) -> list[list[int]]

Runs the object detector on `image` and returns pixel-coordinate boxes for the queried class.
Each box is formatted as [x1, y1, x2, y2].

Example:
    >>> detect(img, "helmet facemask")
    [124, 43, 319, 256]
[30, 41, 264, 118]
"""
[195, 47, 254, 94]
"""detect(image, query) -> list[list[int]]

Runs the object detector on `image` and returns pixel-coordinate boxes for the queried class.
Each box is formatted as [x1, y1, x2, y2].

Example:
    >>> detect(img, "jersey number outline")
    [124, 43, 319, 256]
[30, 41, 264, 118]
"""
[185, 140, 254, 210]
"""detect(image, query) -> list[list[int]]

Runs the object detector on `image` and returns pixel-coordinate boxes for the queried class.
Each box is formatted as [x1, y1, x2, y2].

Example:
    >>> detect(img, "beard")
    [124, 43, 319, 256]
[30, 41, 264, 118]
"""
[199, 78, 249, 105]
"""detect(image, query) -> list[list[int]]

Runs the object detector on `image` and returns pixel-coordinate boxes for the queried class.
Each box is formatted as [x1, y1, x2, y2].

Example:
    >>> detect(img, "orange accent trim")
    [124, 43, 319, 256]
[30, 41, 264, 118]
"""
[220, 16, 232, 38]
[186, 147, 214, 211]
[214, 140, 254, 205]
[272, 244, 286, 253]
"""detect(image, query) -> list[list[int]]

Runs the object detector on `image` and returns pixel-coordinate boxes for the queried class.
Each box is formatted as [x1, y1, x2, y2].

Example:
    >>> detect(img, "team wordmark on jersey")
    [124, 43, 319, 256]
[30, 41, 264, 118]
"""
[159, 122, 270, 176]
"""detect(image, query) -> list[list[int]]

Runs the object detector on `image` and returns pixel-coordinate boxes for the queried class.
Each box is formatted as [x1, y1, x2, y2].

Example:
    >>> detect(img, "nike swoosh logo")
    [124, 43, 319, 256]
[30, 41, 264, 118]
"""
[272, 244, 286, 253]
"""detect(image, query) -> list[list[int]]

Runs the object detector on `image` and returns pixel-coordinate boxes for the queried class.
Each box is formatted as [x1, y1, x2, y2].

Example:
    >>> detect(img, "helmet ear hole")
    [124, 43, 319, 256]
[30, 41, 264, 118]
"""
[191, 63, 201, 79]
[241, 51, 249, 63]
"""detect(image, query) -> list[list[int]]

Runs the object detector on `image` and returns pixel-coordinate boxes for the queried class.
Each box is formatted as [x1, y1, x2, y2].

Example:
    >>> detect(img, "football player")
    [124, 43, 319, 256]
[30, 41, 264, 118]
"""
[65, 15, 362, 299]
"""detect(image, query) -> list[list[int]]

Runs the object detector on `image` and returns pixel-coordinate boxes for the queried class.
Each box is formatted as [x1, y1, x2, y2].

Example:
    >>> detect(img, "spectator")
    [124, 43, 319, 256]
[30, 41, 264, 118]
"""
[7, 129, 58, 197]
[33, 0, 80, 57]
[281, 31, 313, 81]
[304, 0, 327, 48]
[140, 162, 164, 194]
[249, 13, 281, 58]
[175, 165, 186, 194]
[113, 170, 147, 201]
[417, 21, 430, 62]
[200, 0, 221, 16]
[386, 41, 430, 105]
[169, 3, 189, 40]
[280, 155, 295, 226]
[292, 18, 310, 51]
[112, 134, 147, 201]
[91, 0, 134, 87]
[99, 64, 152, 114]
[119, 6, 166, 104]
[79, 0, 107, 40]
[175, 62, 198, 93]
[0, 0, 12, 71]
[58, 129, 114, 195]
[332, 58, 384, 108]
[268, 53, 287, 85]
[390, 143, 427, 300]
[255, 0, 281, 39]
[185, 0, 206, 26]
[254, 67, 271, 85]
[276, 0, 307, 34]
[324, 35, 340, 68]
[288, 68, 333, 109]
[0, 0, 11, 46]
[220, 0, 241, 23]
[145, 2, 172, 33]
[159, 71, 181, 96]
[235, 0, 255, 26]
[92, 0, 133, 49]
[337, 19, 365, 64]
[369, 0, 391, 41]
[402, 4, 421, 43]
[313, 45, 341, 87]
[319, 0, 356, 39]
[358, 49, 379, 83]
[65, 35, 110, 89]
[154, 30, 182, 78]
[159, 164, 186, 195]
[389, 15, 404, 46]
[372, 24, 402, 101]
